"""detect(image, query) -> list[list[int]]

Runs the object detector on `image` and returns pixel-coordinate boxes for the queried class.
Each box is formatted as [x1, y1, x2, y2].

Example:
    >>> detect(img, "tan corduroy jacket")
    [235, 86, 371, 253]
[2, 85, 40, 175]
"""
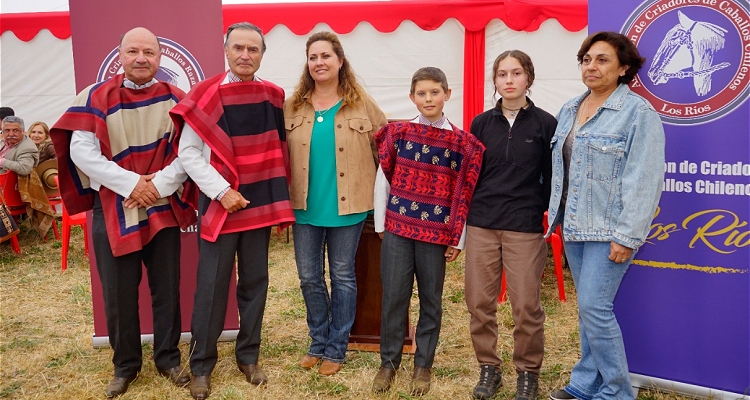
[284, 93, 387, 215]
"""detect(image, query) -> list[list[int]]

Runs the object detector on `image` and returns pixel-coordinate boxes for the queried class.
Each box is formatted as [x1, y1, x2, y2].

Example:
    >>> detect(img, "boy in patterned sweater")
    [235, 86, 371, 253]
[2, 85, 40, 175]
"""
[371, 67, 485, 396]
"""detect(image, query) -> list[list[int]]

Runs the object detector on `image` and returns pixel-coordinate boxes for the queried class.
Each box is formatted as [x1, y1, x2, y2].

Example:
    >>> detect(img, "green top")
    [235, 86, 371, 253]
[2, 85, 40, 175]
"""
[294, 100, 367, 227]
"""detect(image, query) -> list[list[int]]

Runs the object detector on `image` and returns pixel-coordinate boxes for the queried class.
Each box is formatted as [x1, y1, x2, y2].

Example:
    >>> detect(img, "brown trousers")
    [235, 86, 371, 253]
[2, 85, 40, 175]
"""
[464, 226, 547, 374]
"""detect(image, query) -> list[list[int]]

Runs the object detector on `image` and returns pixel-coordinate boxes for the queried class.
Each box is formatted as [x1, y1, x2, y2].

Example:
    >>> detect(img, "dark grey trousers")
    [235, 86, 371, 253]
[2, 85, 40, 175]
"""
[189, 220, 271, 376]
[379, 232, 447, 369]
[92, 194, 182, 378]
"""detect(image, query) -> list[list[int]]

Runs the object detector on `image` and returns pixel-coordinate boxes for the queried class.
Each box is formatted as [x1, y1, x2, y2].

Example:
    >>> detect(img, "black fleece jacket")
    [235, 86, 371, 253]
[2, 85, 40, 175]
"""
[466, 98, 557, 233]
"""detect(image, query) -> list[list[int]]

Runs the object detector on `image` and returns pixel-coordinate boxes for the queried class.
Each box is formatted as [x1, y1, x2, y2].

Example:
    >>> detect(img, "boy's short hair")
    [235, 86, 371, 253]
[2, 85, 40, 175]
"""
[410, 67, 449, 94]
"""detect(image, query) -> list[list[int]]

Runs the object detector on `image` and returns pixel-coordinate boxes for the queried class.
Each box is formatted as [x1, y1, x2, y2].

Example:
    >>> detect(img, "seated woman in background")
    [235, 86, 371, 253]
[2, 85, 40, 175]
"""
[28, 121, 55, 163]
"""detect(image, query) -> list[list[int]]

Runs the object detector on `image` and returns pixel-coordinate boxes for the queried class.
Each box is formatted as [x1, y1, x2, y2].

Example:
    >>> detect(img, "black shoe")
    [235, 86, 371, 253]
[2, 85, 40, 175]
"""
[105, 375, 137, 398]
[515, 371, 538, 400]
[472, 365, 502, 399]
[549, 389, 578, 400]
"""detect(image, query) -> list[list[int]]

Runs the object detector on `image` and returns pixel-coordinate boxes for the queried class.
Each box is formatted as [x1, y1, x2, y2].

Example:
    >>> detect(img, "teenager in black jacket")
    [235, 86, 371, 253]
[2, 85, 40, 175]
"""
[464, 50, 557, 400]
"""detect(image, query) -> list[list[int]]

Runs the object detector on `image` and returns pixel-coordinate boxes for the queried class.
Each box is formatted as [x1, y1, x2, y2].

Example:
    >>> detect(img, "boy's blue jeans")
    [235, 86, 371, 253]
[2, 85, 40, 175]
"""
[379, 231, 447, 369]
[293, 222, 363, 363]
[564, 240, 635, 400]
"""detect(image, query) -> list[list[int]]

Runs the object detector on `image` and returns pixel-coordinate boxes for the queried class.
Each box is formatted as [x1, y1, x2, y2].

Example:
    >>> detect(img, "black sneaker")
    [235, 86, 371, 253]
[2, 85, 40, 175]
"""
[549, 389, 578, 399]
[515, 371, 538, 400]
[472, 365, 503, 399]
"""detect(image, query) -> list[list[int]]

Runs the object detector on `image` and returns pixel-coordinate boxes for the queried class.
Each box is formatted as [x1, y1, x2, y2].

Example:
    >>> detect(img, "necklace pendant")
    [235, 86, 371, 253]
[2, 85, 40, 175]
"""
[510, 111, 516, 117]
[317, 115, 324, 123]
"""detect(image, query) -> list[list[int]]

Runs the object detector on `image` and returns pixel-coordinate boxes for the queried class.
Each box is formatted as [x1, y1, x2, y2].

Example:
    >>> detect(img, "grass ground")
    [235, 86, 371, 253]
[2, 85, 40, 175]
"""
[0, 222, 698, 399]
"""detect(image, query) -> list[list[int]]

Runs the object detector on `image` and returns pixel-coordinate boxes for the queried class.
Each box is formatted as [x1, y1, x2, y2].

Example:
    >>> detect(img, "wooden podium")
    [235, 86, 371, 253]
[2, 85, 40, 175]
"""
[348, 216, 415, 353]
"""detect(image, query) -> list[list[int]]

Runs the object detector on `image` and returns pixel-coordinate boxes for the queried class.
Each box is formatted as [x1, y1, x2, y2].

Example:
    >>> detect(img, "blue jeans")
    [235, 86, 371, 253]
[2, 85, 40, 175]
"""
[564, 241, 635, 400]
[293, 222, 363, 363]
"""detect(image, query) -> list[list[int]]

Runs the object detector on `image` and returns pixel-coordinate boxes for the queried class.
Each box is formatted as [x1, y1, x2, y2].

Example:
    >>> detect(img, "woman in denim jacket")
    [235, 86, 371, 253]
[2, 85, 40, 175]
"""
[547, 32, 665, 400]
[283, 31, 387, 377]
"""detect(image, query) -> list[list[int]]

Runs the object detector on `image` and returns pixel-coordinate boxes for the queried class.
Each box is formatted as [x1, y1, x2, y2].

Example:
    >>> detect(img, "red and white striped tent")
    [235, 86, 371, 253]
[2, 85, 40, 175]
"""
[0, 0, 588, 128]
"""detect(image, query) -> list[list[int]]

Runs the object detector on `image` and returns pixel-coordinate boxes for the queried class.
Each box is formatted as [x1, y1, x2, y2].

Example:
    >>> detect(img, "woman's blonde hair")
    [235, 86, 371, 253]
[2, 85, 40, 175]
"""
[288, 31, 366, 111]
[28, 121, 51, 143]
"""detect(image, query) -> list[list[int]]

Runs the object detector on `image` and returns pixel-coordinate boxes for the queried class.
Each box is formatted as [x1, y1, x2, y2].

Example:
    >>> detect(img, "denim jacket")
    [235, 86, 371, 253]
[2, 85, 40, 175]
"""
[546, 84, 665, 250]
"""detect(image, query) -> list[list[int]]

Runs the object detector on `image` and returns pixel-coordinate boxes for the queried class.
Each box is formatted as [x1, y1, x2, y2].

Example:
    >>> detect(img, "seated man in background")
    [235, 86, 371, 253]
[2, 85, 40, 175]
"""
[1, 116, 38, 176]
[1, 116, 55, 237]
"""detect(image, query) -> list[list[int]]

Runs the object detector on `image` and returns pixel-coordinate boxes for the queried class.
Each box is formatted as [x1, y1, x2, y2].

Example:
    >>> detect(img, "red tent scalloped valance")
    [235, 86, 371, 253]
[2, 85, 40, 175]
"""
[1, 0, 587, 42]
[1, 11, 71, 41]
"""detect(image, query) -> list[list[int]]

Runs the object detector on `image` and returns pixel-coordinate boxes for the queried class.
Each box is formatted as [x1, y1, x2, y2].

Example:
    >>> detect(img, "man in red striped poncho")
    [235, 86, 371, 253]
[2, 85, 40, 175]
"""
[50, 27, 196, 398]
[171, 22, 295, 400]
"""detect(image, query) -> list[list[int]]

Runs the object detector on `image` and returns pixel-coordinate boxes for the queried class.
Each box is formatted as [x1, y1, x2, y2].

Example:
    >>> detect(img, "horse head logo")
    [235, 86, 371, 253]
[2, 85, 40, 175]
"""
[648, 10, 730, 96]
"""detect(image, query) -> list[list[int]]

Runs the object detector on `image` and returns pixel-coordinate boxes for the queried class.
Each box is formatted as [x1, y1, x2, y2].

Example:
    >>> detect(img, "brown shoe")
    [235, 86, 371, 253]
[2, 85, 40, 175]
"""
[158, 365, 190, 387]
[189, 375, 211, 400]
[298, 355, 321, 369]
[410, 366, 432, 396]
[105, 374, 137, 398]
[237, 363, 267, 386]
[372, 366, 397, 393]
[318, 360, 342, 376]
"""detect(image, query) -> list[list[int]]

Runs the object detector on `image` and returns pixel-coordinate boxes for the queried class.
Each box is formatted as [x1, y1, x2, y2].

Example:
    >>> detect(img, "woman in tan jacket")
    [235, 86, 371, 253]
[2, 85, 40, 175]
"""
[283, 31, 387, 376]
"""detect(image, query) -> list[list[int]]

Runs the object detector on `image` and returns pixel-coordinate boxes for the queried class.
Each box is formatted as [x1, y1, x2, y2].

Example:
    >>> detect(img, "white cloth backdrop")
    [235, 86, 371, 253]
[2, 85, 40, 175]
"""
[1, 29, 76, 127]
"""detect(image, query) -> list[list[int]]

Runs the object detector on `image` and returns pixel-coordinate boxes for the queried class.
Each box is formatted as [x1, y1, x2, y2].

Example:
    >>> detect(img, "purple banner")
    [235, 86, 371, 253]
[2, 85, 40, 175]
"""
[590, 0, 749, 396]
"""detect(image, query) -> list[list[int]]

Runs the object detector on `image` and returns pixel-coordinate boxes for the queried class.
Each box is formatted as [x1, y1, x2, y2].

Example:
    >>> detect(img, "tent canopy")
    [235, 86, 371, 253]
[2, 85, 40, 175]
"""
[1, 0, 587, 40]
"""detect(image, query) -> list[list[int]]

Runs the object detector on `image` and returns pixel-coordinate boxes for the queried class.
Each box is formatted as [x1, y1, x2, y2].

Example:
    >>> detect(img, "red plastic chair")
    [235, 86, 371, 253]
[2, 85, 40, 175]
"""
[54, 176, 88, 271]
[0, 171, 26, 254]
[499, 211, 566, 303]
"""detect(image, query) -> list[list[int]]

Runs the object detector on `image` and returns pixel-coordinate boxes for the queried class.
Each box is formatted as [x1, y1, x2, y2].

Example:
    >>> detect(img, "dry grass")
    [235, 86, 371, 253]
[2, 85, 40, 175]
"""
[0, 222, 696, 399]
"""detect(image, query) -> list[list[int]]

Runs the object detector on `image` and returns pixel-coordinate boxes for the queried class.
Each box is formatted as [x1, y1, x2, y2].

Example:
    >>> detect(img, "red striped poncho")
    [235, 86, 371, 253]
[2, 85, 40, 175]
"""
[170, 73, 295, 242]
[375, 122, 485, 247]
[50, 74, 196, 256]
